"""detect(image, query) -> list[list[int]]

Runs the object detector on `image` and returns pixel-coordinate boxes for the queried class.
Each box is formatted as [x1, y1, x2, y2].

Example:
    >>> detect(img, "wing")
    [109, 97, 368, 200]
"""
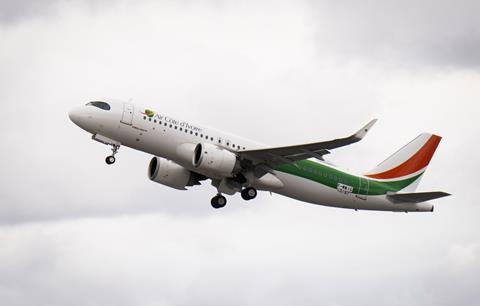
[238, 119, 377, 167]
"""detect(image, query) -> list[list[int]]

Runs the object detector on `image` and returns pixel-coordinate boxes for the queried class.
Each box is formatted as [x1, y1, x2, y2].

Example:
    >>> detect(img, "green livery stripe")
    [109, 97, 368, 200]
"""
[275, 160, 423, 196]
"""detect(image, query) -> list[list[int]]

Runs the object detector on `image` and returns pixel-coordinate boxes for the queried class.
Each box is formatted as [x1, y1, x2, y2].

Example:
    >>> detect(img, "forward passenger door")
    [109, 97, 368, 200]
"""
[121, 103, 134, 125]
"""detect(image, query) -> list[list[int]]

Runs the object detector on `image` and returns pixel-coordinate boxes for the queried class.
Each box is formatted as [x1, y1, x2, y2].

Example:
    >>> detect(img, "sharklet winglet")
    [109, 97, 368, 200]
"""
[353, 119, 378, 140]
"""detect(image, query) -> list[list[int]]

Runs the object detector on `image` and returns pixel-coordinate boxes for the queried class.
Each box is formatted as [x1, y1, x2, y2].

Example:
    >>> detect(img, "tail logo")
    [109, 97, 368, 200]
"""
[366, 135, 442, 180]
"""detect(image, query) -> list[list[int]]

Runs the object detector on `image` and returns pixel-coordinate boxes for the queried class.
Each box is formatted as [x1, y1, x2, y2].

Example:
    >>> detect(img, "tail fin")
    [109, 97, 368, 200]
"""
[365, 133, 442, 192]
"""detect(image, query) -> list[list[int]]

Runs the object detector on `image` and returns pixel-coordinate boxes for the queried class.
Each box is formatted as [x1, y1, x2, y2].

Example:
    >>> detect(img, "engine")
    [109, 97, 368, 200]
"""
[148, 157, 203, 190]
[192, 143, 240, 178]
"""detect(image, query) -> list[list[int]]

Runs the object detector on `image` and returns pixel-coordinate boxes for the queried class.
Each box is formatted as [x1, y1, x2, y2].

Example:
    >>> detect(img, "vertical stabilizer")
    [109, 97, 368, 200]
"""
[365, 133, 442, 192]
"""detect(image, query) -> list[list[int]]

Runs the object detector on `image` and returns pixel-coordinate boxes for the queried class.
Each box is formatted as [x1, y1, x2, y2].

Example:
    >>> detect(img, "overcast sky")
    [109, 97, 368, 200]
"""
[0, 0, 479, 305]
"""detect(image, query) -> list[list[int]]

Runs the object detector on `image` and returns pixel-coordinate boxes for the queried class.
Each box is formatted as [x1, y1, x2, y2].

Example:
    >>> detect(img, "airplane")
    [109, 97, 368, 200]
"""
[68, 100, 450, 212]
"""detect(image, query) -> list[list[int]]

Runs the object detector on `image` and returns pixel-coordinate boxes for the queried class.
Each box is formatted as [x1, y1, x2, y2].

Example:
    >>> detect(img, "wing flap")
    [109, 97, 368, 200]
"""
[387, 191, 451, 203]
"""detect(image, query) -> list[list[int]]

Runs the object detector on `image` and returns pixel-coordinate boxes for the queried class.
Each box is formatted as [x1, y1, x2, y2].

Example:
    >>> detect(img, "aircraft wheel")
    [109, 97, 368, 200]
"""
[105, 156, 116, 165]
[241, 187, 257, 201]
[211, 195, 227, 209]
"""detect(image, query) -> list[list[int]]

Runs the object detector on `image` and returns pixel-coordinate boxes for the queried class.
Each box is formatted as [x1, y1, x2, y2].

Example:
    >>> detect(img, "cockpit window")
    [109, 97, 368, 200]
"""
[86, 101, 111, 110]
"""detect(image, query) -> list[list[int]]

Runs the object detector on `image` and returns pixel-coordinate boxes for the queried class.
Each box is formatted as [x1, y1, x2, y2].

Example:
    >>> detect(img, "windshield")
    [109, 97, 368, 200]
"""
[86, 101, 111, 110]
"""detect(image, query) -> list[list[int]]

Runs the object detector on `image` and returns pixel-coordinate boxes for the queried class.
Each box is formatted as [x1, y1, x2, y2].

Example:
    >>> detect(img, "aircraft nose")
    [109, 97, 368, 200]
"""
[68, 107, 82, 125]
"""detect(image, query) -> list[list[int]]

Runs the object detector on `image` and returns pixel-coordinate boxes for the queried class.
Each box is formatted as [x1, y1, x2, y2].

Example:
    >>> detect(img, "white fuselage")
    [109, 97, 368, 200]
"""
[68, 101, 434, 212]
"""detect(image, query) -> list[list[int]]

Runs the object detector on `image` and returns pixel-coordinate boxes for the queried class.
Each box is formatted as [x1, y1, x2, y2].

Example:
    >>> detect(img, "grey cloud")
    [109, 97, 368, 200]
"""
[2, 0, 480, 68]
[0, 0, 111, 24]
[0, 0, 64, 24]
[0, 213, 479, 306]
[308, 0, 480, 68]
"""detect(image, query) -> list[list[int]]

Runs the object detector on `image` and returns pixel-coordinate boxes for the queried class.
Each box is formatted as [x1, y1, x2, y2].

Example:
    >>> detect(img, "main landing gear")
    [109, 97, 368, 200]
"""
[105, 144, 120, 165]
[241, 187, 257, 201]
[210, 187, 258, 209]
[211, 194, 227, 209]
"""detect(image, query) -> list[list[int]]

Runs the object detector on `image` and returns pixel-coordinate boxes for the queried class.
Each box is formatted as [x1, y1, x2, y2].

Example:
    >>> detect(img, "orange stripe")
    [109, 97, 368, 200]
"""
[366, 135, 442, 179]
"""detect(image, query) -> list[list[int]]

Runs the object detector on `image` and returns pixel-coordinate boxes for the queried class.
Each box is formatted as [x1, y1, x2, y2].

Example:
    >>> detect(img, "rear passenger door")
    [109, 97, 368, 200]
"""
[356, 177, 369, 200]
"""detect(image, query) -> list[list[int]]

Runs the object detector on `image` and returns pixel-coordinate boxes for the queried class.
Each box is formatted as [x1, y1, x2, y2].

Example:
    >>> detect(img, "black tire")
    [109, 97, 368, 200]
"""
[211, 195, 227, 209]
[105, 156, 116, 165]
[241, 187, 257, 201]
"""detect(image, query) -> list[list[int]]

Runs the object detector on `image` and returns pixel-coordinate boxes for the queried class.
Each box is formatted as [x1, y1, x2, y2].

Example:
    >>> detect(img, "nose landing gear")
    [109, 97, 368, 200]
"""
[105, 156, 116, 164]
[91, 134, 121, 165]
[105, 144, 120, 165]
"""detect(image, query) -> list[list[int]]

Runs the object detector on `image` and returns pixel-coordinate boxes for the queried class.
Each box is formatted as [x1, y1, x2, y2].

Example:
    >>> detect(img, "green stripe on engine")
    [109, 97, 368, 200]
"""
[275, 160, 423, 196]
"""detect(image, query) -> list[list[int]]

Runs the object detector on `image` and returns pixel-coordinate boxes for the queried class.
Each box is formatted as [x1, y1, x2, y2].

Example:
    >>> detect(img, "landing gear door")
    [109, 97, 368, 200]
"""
[121, 103, 134, 125]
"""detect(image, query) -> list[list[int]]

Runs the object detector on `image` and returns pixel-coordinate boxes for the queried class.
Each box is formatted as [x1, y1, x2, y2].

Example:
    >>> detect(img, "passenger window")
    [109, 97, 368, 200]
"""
[154, 120, 157, 123]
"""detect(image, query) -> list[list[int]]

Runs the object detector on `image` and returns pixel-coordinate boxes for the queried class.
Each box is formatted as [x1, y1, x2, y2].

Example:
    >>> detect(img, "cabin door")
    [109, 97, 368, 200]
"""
[356, 177, 370, 200]
[121, 103, 134, 125]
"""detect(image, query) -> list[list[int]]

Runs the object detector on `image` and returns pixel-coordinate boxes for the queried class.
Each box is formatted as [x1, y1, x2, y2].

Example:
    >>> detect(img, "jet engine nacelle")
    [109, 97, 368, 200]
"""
[148, 157, 198, 190]
[192, 143, 240, 178]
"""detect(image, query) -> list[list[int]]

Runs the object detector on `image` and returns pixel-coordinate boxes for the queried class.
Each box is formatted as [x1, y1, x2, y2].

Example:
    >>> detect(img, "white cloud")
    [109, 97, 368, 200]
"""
[1, 209, 479, 306]
[0, 1, 479, 305]
[448, 243, 479, 268]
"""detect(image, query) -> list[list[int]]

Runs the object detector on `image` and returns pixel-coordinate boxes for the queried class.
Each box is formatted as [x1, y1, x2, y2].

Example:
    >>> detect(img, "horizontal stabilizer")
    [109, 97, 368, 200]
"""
[387, 191, 451, 203]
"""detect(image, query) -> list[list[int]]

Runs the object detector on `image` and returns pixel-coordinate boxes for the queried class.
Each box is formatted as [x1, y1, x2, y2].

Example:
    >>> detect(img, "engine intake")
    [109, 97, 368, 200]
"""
[192, 143, 240, 178]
